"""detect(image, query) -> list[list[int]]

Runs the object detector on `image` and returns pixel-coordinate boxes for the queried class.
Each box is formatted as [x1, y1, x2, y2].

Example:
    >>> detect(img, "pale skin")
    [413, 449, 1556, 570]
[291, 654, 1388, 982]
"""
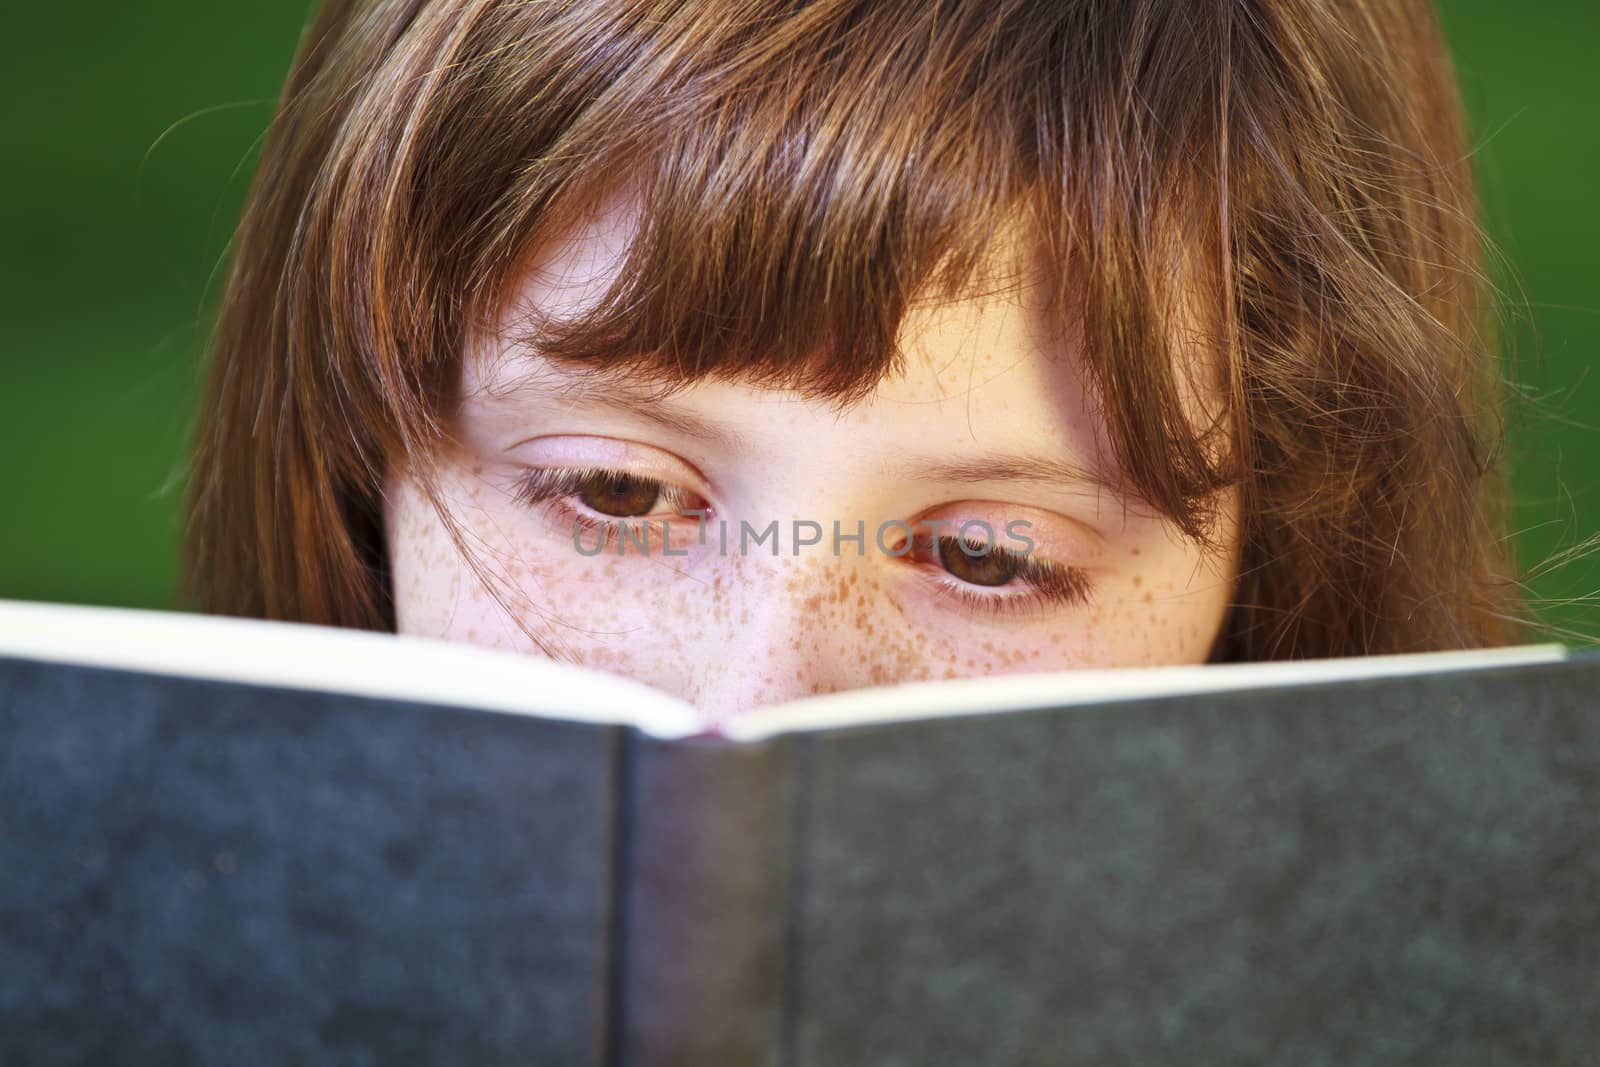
[383, 185, 1243, 726]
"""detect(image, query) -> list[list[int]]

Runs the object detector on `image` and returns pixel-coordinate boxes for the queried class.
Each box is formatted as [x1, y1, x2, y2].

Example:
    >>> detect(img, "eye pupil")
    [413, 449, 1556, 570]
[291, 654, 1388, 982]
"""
[938, 536, 1020, 587]
[578, 472, 660, 517]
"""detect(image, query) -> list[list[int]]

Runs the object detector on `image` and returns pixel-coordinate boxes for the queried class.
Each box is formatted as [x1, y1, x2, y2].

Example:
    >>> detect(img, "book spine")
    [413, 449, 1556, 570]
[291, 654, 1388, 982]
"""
[614, 731, 801, 1067]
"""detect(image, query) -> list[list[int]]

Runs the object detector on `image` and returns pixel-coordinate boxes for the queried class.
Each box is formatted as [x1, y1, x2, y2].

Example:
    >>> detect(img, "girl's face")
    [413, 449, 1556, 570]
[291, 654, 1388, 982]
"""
[383, 189, 1243, 723]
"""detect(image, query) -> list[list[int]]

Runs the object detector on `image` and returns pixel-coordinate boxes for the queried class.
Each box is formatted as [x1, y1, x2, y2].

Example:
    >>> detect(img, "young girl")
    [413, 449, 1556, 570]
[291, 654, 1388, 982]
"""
[180, 0, 1529, 716]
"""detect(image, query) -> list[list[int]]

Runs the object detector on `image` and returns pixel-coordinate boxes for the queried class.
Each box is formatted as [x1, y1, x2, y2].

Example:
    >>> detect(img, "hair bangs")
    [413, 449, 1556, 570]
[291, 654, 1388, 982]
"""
[448, 0, 1240, 545]
[477, 14, 1053, 410]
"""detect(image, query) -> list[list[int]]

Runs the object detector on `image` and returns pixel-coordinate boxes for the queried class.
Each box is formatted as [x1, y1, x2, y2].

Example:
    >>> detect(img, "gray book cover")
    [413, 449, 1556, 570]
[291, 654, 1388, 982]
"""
[1, 600, 1598, 1065]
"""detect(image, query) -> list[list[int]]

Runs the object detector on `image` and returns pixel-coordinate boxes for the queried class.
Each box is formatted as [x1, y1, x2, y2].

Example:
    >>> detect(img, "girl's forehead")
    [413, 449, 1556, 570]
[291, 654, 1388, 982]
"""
[472, 278, 1093, 426]
[493, 175, 1052, 349]
[462, 337, 1132, 528]
[470, 182, 1090, 411]
[467, 178, 1219, 451]
[499, 179, 645, 328]
[462, 214, 1131, 516]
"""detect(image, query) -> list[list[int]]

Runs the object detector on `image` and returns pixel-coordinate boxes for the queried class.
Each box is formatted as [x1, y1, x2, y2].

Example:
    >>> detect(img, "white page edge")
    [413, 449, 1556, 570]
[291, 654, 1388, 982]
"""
[0, 598, 703, 739]
[724, 642, 1573, 742]
[0, 598, 1573, 744]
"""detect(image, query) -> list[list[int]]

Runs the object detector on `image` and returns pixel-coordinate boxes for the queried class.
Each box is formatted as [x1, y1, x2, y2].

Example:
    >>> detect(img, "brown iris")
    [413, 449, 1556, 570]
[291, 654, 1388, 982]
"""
[937, 537, 1022, 587]
[576, 472, 660, 517]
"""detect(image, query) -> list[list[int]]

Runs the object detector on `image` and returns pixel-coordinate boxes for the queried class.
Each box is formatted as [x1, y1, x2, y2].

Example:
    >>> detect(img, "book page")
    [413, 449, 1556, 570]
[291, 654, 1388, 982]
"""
[0, 598, 703, 739]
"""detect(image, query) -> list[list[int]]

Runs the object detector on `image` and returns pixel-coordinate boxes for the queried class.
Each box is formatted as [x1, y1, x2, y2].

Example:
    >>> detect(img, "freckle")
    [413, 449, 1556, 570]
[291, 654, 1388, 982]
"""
[1132, 575, 1142, 588]
[1130, 546, 1141, 556]
[1143, 591, 1153, 603]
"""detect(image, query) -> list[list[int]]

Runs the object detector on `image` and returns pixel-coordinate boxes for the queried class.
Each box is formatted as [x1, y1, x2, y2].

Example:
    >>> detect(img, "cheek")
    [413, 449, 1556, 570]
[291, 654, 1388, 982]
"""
[1068, 566, 1222, 666]
[1067, 520, 1239, 667]
[384, 465, 653, 655]
[384, 468, 486, 643]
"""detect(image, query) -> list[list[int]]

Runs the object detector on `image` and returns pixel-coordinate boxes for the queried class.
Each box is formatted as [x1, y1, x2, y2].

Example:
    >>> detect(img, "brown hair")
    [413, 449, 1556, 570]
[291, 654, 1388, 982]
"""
[180, 0, 1532, 658]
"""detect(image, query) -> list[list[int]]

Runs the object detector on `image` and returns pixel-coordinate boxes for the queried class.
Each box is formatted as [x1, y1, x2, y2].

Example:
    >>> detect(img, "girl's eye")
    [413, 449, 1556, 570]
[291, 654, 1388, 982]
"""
[512, 465, 706, 521]
[911, 532, 1095, 617]
[937, 535, 1020, 587]
[575, 470, 661, 517]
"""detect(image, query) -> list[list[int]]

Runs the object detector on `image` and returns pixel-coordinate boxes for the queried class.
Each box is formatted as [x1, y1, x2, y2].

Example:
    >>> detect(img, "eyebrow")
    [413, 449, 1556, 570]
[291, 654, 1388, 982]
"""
[483, 358, 753, 450]
[487, 356, 1124, 496]
[888, 452, 1124, 495]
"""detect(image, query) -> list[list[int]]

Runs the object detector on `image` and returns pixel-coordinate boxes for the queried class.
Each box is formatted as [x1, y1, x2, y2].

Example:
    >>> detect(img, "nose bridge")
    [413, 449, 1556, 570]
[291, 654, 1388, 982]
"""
[689, 550, 870, 716]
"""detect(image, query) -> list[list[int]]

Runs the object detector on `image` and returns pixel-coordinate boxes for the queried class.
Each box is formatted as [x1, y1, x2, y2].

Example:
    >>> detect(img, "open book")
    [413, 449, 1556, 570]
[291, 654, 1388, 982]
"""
[3, 596, 1598, 1065]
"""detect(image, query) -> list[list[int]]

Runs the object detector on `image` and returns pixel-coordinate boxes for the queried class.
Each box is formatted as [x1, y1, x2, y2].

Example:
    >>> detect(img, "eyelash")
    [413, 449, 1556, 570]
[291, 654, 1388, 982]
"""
[910, 536, 1095, 617]
[512, 465, 704, 523]
[511, 465, 1096, 617]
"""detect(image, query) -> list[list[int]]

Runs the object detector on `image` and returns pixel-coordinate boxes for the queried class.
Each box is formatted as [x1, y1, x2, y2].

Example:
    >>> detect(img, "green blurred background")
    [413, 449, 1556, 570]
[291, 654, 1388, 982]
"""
[2, 1, 1596, 643]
